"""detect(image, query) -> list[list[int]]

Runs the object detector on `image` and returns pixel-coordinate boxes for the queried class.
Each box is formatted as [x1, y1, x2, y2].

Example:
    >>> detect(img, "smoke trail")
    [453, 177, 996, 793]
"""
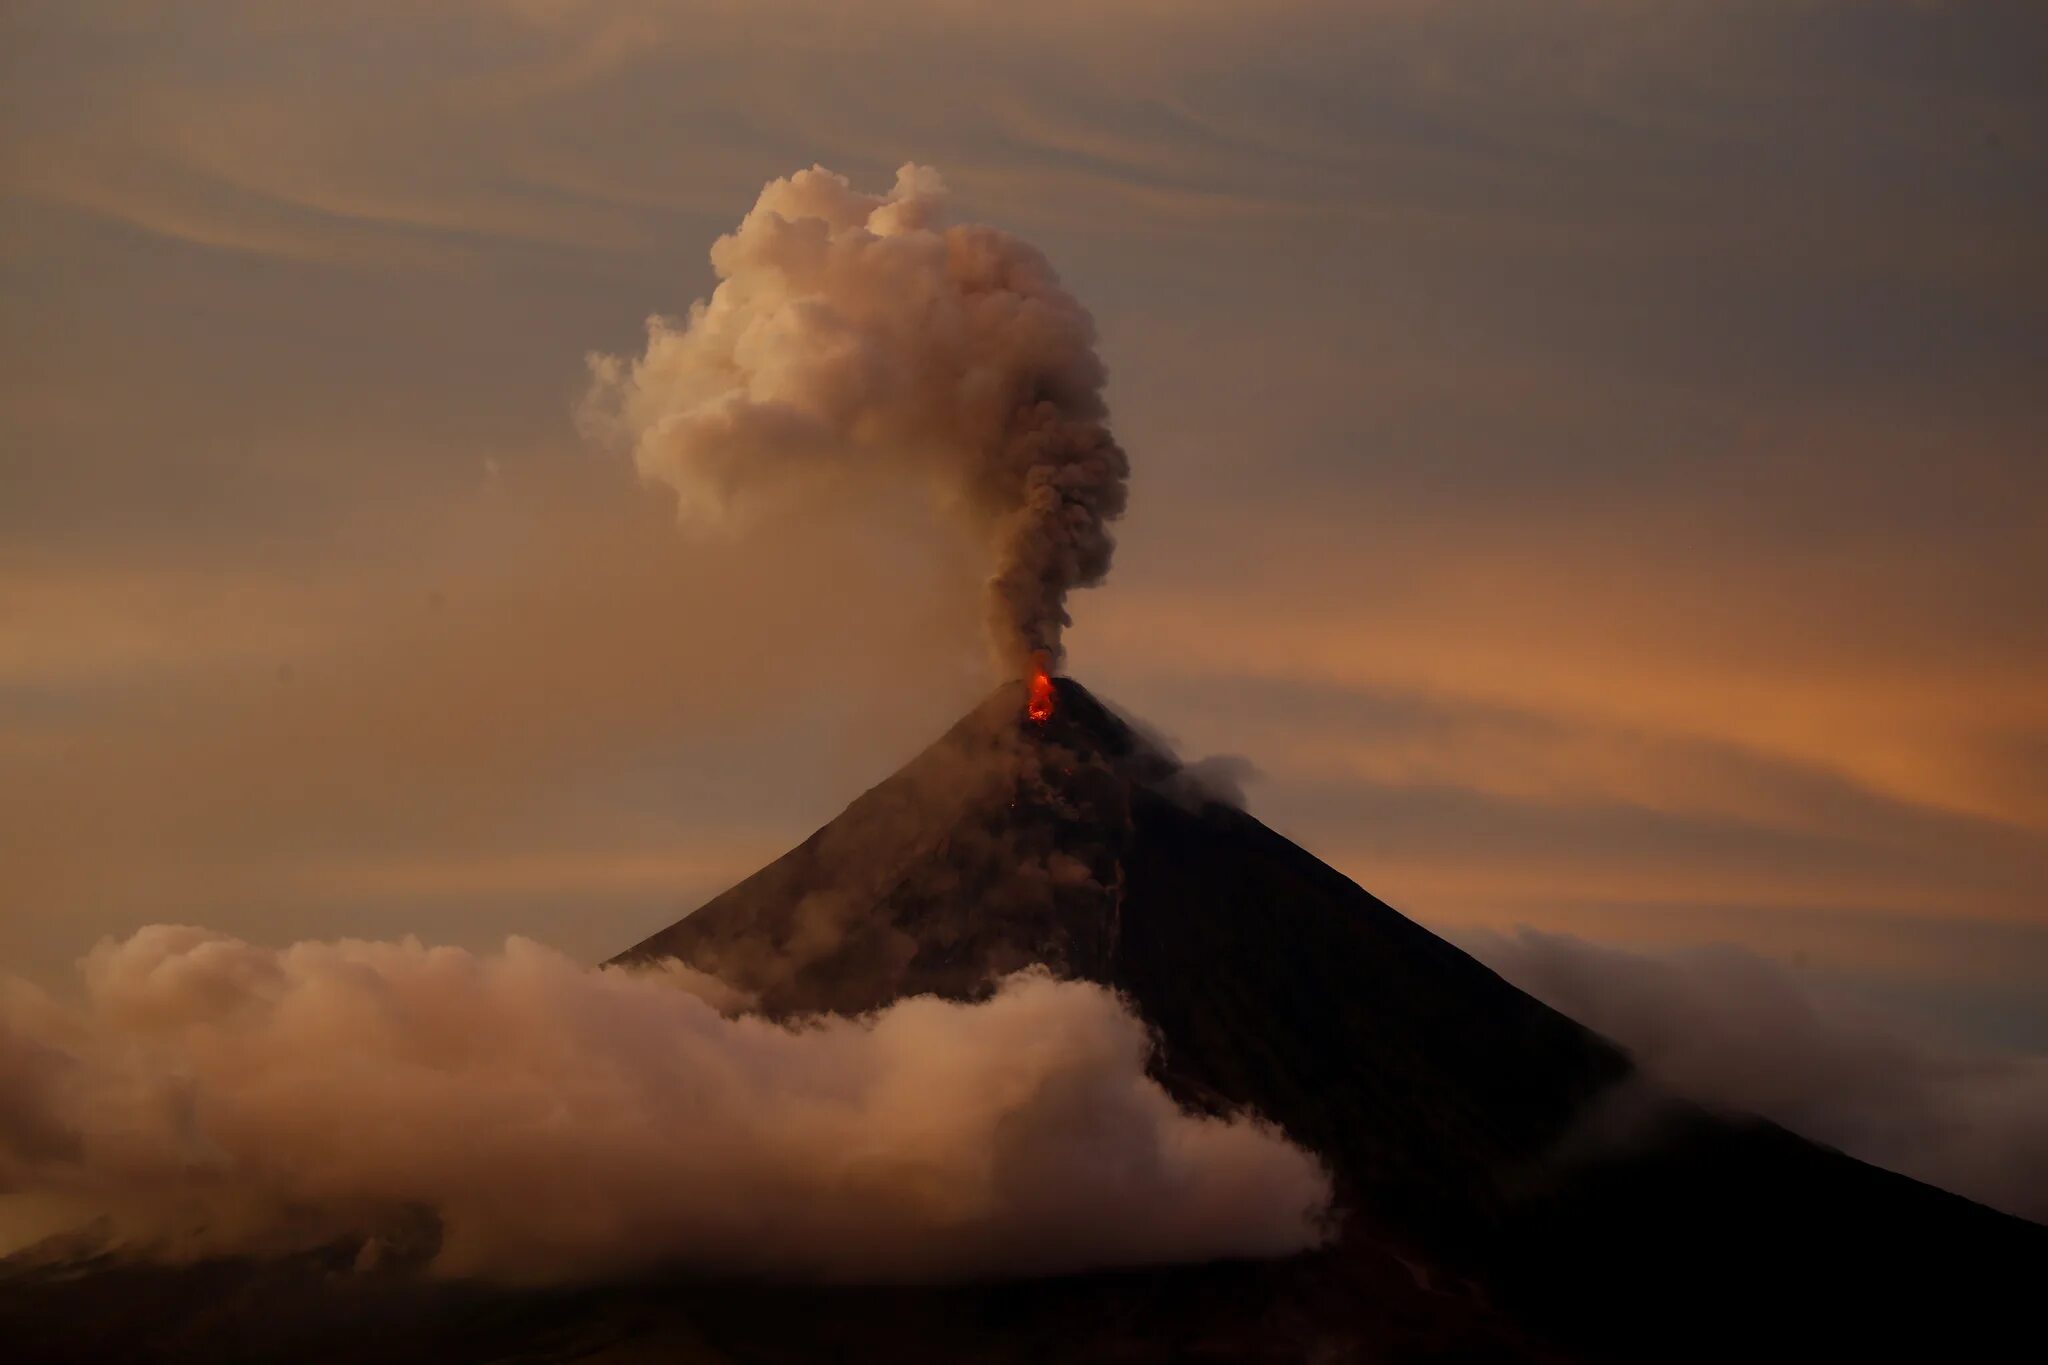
[1460, 928, 2048, 1223]
[0, 928, 1332, 1284]
[581, 165, 1130, 673]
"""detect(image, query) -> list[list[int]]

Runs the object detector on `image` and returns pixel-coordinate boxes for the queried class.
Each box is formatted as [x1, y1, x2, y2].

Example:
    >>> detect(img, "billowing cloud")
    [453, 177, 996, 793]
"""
[582, 164, 1129, 673]
[0, 927, 1332, 1284]
[1460, 928, 2048, 1223]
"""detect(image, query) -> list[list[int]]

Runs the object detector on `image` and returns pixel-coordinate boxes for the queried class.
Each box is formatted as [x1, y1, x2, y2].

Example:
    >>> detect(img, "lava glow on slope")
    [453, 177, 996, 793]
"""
[1027, 660, 1056, 724]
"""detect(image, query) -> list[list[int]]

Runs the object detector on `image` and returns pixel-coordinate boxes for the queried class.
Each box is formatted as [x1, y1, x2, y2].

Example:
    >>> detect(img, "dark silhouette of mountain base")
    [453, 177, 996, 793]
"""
[5, 678, 2042, 1362]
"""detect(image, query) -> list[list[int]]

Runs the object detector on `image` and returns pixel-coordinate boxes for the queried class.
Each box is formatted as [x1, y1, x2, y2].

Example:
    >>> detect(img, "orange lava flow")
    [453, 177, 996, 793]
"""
[1026, 665, 1055, 724]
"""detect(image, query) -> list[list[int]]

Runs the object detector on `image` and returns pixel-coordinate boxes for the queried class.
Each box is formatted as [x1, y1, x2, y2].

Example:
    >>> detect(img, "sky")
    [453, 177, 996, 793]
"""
[3, 1, 2045, 1054]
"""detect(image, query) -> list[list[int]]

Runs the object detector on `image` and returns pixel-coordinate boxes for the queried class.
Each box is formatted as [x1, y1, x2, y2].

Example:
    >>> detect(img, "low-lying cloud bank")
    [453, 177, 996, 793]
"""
[1460, 928, 2048, 1223]
[0, 928, 1331, 1283]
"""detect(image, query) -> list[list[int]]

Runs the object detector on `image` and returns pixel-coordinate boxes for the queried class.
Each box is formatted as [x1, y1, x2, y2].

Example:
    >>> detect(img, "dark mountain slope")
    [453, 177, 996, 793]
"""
[616, 678, 1633, 1247]
[1110, 745, 2044, 1356]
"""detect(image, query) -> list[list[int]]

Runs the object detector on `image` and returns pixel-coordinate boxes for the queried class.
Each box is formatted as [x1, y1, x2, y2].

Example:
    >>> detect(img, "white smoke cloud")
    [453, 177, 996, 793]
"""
[1459, 927, 2048, 1223]
[0, 927, 1331, 1284]
[581, 164, 1130, 674]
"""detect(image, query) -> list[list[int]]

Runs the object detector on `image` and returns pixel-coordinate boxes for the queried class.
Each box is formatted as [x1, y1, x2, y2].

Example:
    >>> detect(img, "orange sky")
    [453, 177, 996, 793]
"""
[3, 1, 2044, 1047]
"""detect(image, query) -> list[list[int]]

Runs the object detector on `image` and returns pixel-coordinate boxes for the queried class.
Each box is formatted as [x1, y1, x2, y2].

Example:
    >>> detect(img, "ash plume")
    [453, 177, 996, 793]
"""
[0, 928, 1332, 1284]
[581, 164, 1130, 673]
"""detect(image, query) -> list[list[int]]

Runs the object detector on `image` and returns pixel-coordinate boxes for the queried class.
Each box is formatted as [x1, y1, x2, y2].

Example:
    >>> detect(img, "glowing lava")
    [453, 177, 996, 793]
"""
[1027, 660, 1056, 725]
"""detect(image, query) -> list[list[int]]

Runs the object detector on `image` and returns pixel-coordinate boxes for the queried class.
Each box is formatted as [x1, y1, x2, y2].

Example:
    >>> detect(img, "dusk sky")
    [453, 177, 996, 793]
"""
[4, 1, 2044, 1052]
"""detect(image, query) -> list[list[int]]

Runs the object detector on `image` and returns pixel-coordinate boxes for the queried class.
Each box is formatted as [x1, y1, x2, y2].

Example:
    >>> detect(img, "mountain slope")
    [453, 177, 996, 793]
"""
[614, 679, 1632, 1238]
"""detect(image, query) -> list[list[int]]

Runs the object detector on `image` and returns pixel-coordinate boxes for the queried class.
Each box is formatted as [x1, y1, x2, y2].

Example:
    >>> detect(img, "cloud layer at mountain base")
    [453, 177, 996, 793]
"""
[0, 928, 1331, 1283]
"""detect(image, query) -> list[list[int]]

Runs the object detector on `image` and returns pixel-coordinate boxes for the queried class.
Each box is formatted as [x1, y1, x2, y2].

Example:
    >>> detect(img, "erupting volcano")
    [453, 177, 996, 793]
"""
[6, 164, 2041, 1365]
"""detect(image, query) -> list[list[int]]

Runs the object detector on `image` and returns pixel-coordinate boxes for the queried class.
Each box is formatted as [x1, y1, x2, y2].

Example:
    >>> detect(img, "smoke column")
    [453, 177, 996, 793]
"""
[582, 164, 1130, 673]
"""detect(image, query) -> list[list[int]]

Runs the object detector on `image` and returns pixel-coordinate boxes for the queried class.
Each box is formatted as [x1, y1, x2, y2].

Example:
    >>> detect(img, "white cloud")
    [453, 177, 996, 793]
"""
[0, 927, 1332, 1283]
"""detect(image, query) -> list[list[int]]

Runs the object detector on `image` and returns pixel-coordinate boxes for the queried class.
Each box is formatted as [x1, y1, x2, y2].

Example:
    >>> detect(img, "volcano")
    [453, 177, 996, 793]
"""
[5, 677, 2043, 1363]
